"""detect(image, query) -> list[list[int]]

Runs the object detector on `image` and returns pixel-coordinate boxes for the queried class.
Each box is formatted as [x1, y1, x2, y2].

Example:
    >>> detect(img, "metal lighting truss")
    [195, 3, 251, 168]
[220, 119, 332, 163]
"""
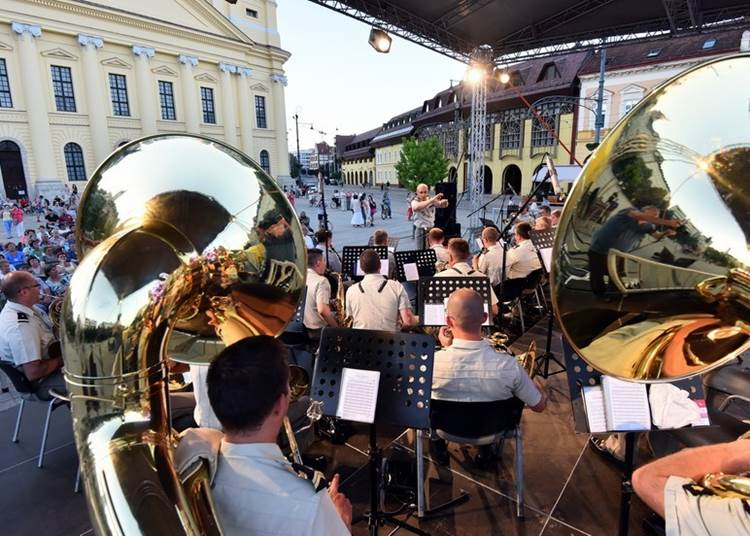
[467, 45, 492, 231]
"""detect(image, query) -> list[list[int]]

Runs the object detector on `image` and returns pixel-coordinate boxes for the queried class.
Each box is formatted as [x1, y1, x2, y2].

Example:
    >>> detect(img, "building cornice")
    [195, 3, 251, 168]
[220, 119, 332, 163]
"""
[578, 55, 724, 81]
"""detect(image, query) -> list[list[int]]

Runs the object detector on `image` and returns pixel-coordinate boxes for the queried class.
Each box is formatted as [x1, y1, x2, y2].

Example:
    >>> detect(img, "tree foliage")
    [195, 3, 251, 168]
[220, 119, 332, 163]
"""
[289, 153, 301, 178]
[395, 137, 449, 191]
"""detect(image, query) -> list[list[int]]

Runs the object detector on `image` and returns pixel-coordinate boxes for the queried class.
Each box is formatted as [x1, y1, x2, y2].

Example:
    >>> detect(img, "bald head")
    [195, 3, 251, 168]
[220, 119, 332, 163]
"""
[2, 271, 37, 302]
[446, 288, 486, 331]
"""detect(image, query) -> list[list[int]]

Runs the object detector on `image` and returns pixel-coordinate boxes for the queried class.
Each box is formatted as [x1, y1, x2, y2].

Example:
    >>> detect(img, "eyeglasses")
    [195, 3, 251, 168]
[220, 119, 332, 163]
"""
[22, 284, 41, 290]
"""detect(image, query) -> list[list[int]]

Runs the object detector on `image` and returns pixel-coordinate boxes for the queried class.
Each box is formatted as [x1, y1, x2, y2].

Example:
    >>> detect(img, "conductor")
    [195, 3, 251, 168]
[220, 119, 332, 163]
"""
[411, 183, 449, 249]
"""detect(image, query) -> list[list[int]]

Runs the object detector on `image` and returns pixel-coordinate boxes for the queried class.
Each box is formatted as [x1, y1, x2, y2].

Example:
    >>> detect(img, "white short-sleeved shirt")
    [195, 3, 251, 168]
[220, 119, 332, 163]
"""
[0, 301, 56, 367]
[411, 199, 435, 230]
[303, 269, 331, 330]
[431, 244, 450, 266]
[432, 338, 541, 406]
[478, 244, 504, 286]
[664, 476, 750, 536]
[435, 262, 499, 307]
[189, 364, 222, 430]
[213, 441, 350, 536]
[345, 274, 411, 331]
[504, 239, 541, 280]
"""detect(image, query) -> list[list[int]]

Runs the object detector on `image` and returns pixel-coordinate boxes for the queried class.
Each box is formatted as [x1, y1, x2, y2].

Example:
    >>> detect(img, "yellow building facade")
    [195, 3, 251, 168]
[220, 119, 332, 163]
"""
[374, 143, 402, 186]
[0, 0, 290, 199]
[342, 157, 375, 186]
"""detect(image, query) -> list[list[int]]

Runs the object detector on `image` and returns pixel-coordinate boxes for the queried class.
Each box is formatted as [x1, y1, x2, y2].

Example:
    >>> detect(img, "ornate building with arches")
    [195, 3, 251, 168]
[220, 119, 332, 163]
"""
[0, 0, 290, 200]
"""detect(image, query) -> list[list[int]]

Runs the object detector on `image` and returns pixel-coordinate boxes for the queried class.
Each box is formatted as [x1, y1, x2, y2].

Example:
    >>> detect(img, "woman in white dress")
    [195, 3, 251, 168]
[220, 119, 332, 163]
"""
[350, 194, 365, 227]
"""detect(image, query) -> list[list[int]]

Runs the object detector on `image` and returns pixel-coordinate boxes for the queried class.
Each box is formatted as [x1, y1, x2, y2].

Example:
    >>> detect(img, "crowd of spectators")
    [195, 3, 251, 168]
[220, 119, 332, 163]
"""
[0, 188, 79, 311]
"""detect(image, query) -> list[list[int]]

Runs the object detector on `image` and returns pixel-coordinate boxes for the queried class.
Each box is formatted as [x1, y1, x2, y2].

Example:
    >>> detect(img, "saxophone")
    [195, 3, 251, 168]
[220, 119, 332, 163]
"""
[332, 271, 352, 327]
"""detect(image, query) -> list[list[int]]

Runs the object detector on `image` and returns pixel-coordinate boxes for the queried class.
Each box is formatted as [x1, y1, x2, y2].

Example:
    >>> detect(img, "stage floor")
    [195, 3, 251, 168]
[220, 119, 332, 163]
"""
[0, 319, 657, 535]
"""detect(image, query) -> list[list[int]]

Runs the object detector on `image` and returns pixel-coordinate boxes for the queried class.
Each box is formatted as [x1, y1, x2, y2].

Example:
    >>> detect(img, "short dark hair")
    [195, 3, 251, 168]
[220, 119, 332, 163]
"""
[516, 222, 532, 240]
[307, 248, 324, 268]
[360, 249, 381, 274]
[373, 229, 388, 246]
[314, 229, 331, 245]
[447, 238, 470, 261]
[207, 336, 290, 433]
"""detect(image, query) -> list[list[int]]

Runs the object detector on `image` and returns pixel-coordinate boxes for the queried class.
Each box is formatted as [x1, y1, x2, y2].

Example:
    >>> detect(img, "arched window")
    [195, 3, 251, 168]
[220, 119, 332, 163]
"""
[259, 150, 270, 174]
[64, 142, 86, 181]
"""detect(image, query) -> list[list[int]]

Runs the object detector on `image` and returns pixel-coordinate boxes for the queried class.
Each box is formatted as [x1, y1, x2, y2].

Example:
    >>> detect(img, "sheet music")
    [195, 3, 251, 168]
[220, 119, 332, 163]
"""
[475, 238, 483, 250]
[403, 262, 420, 281]
[582, 385, 607, 433]
[602, 376, 651, 431]
[539, 248, 553, 273]
[335, 368, 380, 423]
[388, 246, 395, 253]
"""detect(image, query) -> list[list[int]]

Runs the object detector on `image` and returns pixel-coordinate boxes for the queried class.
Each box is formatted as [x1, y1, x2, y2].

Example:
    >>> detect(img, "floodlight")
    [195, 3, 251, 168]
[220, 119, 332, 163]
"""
[369, 28, 392, 53]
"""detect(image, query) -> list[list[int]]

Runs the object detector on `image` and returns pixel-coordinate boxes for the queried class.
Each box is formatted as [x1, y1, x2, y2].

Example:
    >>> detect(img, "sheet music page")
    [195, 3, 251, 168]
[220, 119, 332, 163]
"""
[423, 303, 446, 325]
[335, 368, 380, 423]
[380, 259, 389, 276]
[539, 248, 553, 273]
[403, 262, 420, 281]
[582, 385, 607, 433]
[475, 238, 483, 250]
[601, 376, 651, 431]
[388, 246, 395, 253]
[355, 260, 364, 277]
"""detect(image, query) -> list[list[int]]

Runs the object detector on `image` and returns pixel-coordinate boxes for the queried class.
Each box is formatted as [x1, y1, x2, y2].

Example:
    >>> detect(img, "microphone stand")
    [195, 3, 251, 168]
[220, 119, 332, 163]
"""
[318, 172, 330, 268]
[467, 190, 509, 227]
[497, 171, 552, 329]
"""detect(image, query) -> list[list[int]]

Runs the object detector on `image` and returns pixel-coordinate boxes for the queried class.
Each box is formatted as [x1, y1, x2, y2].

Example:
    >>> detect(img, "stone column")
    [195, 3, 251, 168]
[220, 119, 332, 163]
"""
[236, 67, 254, 157]
[178, 54, 200, 133]
[132, 45, 157, 135]
[218, 63, 238, 147]
[78, 34, 109, 165]
[11, 22, 57, 182]
[270, 73, 291, 177]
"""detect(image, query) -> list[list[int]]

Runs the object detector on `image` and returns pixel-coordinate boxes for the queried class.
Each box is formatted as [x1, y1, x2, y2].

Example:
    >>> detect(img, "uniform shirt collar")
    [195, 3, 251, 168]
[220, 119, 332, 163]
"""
[5, 301, 36, 316]
[452, 262, 472, 271]
[487, 244, 501, 250]
[450, 337, 488, 349]
[220, 440, 284, 460]
[363, 273, 385, 280]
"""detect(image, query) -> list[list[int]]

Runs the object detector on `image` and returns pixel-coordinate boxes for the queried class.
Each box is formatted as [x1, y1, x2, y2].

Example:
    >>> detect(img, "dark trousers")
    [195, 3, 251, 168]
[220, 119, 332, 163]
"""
[416, 227, 428, 250]
[587, 250, 608, 295]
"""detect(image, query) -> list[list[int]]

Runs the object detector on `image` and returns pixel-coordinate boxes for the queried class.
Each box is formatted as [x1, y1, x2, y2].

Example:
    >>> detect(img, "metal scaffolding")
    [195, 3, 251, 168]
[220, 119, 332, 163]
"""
[467, 45, 492, 231]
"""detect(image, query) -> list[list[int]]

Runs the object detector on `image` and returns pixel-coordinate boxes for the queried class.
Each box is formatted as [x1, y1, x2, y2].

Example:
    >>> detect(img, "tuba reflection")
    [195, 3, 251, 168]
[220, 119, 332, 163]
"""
[553, 54, 750, 382]
[61, 135, 305, 534]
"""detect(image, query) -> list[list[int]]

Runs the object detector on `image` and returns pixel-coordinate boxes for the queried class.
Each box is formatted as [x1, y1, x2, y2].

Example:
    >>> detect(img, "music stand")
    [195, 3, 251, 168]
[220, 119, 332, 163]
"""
[394, 249, 437, 282]
[528, 228, 565, 378]
[313, 328, 436, 536]
[341, 245, 388, 281]
[419, 276, 493, 326]
[561, 340, 709, 536]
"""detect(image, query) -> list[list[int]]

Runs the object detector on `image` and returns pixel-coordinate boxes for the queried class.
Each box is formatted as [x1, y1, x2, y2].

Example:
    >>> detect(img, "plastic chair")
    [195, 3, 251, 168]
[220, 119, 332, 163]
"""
[0, 362, 70, 467]
[431, 397, 526, 517]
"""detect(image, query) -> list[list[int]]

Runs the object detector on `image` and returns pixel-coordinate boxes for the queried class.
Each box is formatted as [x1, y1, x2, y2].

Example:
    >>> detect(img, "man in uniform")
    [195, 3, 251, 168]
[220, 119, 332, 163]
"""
[345, 249, 415, 331]
[0, 271, 64, 396]
[372, 229, 396, 279]
[632, 438, 750, 535]
[205, 336, 352, 535]
[473, 227, 504, 287]
[314, 229, 342, 274]
[431, 288, 545, 464]
[497, 221, 542, 301]
[303, 249, 338, 345]
[427, 227, 450, 271]
[411, 183, 449, 249]
[436, 238, 499, 317]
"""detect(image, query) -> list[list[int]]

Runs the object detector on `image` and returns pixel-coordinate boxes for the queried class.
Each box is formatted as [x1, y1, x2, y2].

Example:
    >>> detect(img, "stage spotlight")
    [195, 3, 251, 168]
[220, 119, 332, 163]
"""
[369, 28, 392, 53]
[498, 70, 510, 84]
[466, 65, 486, 84]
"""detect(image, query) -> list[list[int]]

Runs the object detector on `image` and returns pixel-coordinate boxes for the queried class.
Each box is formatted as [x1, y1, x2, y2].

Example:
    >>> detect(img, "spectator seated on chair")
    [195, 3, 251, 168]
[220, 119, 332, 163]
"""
[430, 288, 545, 466]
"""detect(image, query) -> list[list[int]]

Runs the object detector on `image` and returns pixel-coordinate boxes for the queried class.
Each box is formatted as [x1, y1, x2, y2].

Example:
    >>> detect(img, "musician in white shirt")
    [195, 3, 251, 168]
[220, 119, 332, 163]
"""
[435, 238, 499, 317]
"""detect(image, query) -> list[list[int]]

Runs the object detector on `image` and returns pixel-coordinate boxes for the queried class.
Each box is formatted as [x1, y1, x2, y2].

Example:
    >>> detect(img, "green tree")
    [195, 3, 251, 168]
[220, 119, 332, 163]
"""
[395, 137, 449, 191]
[289, 153, 301, 178]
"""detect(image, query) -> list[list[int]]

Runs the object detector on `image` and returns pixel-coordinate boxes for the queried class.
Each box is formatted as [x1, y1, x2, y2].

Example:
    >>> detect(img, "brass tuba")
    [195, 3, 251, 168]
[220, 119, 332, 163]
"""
[552, 54, 750, 497]
[61, 135, 306, 534]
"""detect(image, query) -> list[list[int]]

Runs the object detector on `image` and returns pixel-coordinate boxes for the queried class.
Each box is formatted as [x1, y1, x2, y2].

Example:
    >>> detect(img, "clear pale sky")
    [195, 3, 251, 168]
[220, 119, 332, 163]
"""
[276, 0, 467, 153]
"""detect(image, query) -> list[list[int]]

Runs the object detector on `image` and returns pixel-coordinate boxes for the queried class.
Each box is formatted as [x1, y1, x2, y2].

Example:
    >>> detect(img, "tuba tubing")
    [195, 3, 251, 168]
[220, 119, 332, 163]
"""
[62, 135, 306, 535]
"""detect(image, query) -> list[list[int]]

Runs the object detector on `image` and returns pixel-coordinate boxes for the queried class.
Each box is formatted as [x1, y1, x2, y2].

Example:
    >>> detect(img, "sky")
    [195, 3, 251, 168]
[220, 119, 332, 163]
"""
[276, 0, 467, 153]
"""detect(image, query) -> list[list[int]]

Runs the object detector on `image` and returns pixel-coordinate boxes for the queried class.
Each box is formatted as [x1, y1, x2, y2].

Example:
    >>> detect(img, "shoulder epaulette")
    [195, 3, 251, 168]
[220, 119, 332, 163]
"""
[16, 311, 29, 322]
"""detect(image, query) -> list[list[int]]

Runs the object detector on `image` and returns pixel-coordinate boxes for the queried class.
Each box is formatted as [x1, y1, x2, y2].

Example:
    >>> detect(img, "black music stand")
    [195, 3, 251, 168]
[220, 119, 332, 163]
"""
[561, 340, 709, 536]
[528, 228, 565, 378]
[394, 249, 437, 282]
[313, 328, 436, 536]
[419, 276, 492, 326]
[341, 245, 388, 281]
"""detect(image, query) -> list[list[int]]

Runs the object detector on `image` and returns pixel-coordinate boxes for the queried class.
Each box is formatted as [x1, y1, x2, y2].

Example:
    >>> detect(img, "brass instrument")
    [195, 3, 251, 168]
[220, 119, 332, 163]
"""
[61, 134, 306, 534]
[489, 332, 537, 378]
[553, 54, 750, 498]
[332, 271, 352, 327]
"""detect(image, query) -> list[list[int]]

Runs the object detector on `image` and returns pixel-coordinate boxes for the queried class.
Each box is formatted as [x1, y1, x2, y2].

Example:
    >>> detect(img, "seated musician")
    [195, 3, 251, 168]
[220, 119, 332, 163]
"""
[632, 439, 750, 535]
[303, 249, 338, 345]
[436, 238, 499, 317]
[427, 227, 450, 270]
[346, 249, 415, 331]
[431, 288, 546, 464]
[497, 222, 542, 301]
[202, 336, 352, 535]
[314, 229, 342, 274]
[372, 229, 396, 279]
[472, 227, 503, 287]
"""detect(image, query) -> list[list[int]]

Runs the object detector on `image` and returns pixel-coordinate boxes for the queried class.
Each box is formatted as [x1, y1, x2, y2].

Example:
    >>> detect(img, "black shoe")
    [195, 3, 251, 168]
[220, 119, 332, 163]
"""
[474, 445, 498, 469]
[301, 454, 328, 472]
